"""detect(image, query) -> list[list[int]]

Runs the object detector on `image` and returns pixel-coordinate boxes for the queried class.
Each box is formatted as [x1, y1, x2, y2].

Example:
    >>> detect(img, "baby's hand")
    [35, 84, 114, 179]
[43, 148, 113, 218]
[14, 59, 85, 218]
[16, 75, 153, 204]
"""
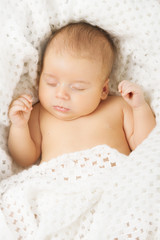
[118, 80, 145, 108]
[8, 94, 33, 127]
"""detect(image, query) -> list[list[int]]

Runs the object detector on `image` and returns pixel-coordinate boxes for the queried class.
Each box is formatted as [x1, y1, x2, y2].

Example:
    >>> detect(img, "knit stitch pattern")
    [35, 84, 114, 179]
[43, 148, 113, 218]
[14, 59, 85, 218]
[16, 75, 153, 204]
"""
[0, 1, 160, 239]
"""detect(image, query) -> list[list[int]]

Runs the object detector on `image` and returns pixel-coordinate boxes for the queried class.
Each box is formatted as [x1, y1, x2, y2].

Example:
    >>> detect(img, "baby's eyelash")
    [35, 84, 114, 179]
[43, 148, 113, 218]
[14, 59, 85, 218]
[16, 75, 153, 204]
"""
[71, 86, 86, 91]
[45, 77, 58, 86]
[47, 82, 57, 86]
[70, 84, 87, 90]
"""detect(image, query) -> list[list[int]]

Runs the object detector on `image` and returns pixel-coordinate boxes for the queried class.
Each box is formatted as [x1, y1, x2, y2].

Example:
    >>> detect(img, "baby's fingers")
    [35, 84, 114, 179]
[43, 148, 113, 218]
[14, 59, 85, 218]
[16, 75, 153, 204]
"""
[118, 80, 129, 94]
[20, 94, 32, 103]
[121, 86, 135, 97]
[118, 81, 136, 96]
[10, 104, 32, 114]
[9, 95, 33, 118]
[11, 95, 32, 110]
[9, 105, 28, 117]
[118, 81, 123, 93]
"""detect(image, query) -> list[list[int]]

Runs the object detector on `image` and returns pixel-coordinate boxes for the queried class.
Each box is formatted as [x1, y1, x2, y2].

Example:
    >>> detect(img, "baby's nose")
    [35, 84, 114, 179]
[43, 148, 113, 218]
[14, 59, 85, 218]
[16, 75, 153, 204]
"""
[56, 85, 70, 100]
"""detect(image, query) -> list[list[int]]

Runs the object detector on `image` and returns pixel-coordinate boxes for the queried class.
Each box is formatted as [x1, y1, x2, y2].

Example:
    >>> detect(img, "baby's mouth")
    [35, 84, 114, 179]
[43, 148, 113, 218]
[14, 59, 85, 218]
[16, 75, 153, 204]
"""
[53, 105, 70, 112]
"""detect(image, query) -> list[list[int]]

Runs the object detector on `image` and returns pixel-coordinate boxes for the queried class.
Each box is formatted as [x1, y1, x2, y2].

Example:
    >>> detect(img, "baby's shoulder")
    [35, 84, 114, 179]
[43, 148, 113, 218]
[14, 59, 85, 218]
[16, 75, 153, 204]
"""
[104, 95, 125, 107]
[107, 95, 130, 107]
[101, 95, 130, 115]
[33, 101, 41, 111]
[107, 95, 121, 101]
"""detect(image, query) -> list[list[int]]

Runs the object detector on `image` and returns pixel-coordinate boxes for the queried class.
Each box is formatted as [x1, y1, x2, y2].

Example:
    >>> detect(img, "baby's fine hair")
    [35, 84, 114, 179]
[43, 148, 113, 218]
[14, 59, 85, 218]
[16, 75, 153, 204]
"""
[41, 22, 116, 78]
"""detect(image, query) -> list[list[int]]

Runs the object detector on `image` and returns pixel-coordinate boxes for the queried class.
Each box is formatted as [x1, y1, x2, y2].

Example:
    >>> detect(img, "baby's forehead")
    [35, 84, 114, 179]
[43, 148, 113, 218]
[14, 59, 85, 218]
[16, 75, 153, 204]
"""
[46, 44, 103, 68]
[46, 31, 105, 60]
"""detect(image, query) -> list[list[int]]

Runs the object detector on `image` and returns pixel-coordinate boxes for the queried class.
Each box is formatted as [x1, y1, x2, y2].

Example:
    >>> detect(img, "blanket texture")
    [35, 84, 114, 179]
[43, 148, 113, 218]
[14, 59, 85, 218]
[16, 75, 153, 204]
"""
[0, 145, 160, 240]
[0, 0, 160, 179]
[0, 0, 160, 239]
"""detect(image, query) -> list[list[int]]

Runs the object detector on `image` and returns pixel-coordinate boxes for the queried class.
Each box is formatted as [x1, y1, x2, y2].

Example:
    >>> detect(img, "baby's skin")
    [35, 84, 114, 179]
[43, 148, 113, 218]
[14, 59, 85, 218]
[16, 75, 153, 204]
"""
[8, 78, 156, 167]
[7, 22, 156, 167]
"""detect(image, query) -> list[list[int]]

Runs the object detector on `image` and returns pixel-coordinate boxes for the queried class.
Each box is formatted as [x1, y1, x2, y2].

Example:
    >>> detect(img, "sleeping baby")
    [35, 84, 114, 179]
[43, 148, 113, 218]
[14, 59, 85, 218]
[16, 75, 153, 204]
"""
[8, 22, 156, 167]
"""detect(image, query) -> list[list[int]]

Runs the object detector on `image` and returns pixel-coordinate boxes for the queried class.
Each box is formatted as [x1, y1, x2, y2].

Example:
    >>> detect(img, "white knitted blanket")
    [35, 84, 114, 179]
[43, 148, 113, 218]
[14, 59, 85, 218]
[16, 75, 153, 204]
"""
[0, 144, 160, 240]
[0, 0, 160, 239]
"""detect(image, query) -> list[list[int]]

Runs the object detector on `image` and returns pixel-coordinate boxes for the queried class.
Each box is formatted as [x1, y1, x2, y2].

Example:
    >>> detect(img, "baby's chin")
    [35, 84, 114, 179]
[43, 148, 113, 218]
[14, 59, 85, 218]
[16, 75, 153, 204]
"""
[49, 106, 98, 121]
[51, 112, 81, 121]
[52, 111, 93, 121]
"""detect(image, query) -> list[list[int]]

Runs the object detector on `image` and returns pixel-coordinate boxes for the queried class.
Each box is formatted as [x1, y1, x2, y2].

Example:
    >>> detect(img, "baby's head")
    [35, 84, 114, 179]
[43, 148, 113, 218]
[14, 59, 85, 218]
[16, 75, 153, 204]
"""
[39, 22, 116, 120]
[41, 22, 115, 81]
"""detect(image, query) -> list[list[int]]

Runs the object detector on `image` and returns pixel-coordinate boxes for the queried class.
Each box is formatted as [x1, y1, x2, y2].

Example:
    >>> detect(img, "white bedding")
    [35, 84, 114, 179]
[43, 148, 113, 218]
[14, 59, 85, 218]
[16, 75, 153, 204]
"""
[0, 0, 160, 179]
[0, 145, 160, 239]
[0, 0, 160, 239]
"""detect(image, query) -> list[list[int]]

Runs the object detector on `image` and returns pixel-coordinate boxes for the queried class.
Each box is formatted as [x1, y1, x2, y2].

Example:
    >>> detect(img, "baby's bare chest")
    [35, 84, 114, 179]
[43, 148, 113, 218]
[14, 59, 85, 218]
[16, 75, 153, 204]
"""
[43, 117, 115, 141]
[40, 110, 129, 161]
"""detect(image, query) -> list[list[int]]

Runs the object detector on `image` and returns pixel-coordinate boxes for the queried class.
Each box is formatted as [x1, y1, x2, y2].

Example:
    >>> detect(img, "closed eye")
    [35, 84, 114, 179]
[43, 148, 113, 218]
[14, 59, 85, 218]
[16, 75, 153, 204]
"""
[45, 78, 58, 87]
[47, 82, 57, 87]
[72, 87, 86, 91]
[71, 84, 88, 91]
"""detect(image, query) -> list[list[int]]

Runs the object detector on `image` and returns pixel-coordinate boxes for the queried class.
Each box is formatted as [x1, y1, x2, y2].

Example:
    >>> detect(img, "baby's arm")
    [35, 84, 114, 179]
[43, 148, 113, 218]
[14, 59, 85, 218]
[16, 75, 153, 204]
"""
[118, 80, 156, 149]
[8, 95, 41, 167]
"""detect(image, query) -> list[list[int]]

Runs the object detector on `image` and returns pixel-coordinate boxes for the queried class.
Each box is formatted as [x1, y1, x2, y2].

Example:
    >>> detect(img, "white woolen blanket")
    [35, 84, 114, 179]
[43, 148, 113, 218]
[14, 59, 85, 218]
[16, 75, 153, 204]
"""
[0, 0, 160, 239]
[0, 145, 160, 240]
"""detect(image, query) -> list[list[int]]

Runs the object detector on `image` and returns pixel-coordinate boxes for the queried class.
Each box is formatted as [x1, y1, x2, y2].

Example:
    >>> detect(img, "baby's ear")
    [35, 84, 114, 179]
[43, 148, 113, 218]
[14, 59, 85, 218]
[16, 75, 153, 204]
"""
[101, 79, 109, 100]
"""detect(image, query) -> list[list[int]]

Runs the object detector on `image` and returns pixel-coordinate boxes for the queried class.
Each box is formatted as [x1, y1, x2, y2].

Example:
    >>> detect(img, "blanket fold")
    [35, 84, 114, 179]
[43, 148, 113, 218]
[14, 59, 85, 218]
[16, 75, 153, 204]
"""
[0, 145, 160, 240]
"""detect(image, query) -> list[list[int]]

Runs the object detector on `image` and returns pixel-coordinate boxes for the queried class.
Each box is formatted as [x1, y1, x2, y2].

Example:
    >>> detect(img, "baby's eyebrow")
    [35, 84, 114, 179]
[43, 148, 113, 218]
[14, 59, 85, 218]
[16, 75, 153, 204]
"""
[73, 80, 90, 85]
[43, 73, 56, 78]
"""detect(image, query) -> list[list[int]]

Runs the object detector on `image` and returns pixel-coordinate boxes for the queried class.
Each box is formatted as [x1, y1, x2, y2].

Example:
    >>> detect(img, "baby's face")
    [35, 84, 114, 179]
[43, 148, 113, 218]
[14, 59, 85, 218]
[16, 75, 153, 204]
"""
[39, 49, 108, 120]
